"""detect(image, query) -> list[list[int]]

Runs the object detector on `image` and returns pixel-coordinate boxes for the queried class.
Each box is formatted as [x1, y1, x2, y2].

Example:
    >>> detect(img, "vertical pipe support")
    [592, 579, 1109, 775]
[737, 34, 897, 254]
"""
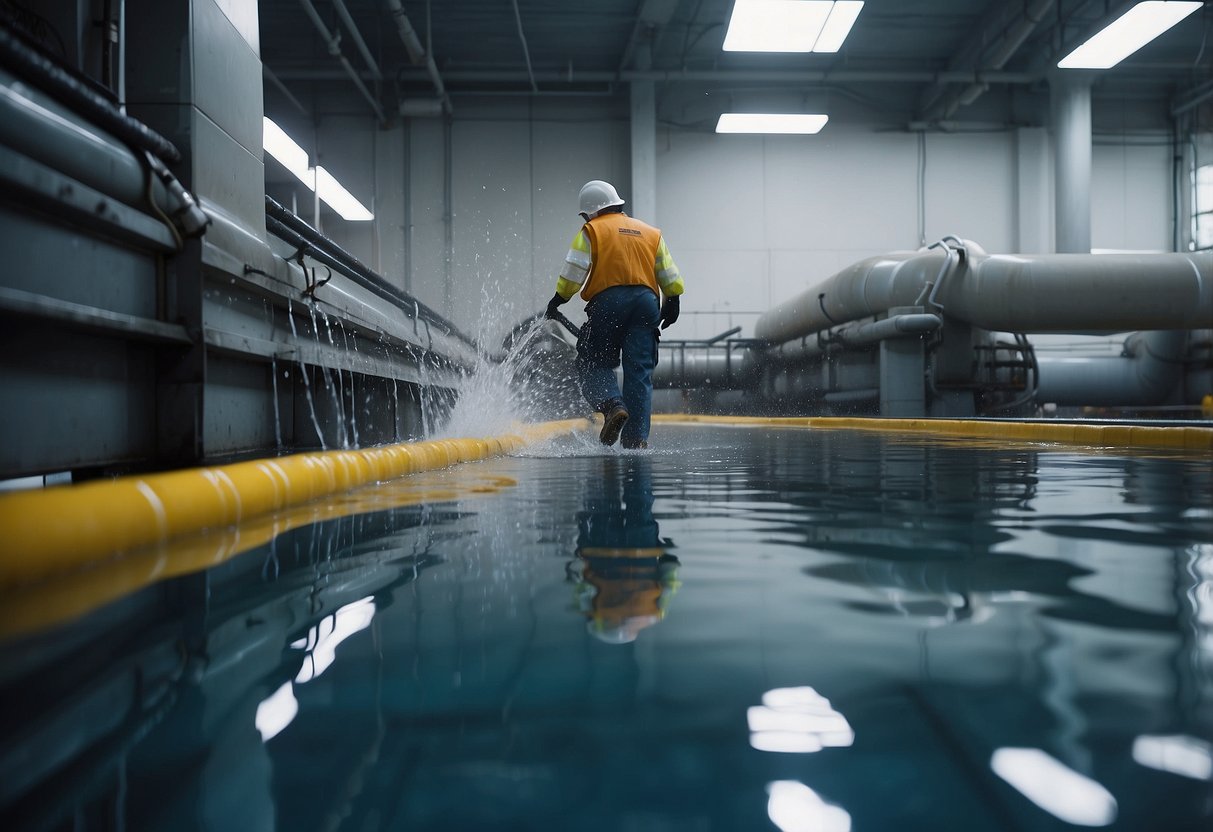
[879, 307, 928, 417]
[630, 79, 657, 222]
[1051, 74, 1093, 253]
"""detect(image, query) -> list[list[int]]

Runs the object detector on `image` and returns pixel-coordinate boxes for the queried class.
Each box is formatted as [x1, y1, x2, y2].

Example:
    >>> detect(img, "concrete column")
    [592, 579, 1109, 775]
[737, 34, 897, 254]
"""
[1051, 75, 1092, 253]
[1014, 127, 1052, 253]
[630, 80, 657, 222]
[126, 0, 265, 240]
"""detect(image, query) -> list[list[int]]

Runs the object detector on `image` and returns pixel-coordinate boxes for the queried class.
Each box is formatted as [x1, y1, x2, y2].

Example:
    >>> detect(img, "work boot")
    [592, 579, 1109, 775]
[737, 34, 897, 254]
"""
[599, 403, 629, 446]
[621, 437, 648, 450]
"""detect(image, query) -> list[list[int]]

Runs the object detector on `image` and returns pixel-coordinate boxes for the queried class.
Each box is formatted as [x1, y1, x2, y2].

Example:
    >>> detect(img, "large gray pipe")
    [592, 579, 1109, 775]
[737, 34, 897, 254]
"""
[0, 68, 205, 238]
[652, 313, 941, 389]
[652, 350, 752, 389]
[1035, 330, 1187, 407]
[0, 70, 157, 209]
[754, 246, 1213, 343]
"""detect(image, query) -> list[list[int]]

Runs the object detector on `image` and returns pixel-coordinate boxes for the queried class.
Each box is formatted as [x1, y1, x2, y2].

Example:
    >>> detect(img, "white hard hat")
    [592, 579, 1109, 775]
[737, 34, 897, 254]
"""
[578, 179, 625, 218]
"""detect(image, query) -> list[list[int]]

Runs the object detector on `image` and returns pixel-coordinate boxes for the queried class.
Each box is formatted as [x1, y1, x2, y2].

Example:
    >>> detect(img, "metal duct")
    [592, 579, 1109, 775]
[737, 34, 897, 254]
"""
[1035, 330, 1188, 407]
[754, 246, 1213, 343]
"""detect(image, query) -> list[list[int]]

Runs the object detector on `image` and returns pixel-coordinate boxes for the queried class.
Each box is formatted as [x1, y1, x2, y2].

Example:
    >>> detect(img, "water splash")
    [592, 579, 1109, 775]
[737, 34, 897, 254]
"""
[267, 298, 283, 452]
[270, 355, 283, 452]
[432, 273, 587, 440]
[311, 306, 347, 449]
[338, 321, 360, 448]
[287, 298, 327, 450]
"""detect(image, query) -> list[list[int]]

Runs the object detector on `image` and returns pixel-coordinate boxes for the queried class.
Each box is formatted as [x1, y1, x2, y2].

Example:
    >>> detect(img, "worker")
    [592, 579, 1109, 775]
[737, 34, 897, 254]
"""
[568, 456, 680, 644]
[545, 179, 684, 448]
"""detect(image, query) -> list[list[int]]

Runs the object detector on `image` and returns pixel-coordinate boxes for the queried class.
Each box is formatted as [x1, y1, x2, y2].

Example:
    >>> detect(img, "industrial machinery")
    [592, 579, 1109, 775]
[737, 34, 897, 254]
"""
[653, 238, 1213, 419]
[0, 15, 476, 482]
[2, 5, 1209, 487]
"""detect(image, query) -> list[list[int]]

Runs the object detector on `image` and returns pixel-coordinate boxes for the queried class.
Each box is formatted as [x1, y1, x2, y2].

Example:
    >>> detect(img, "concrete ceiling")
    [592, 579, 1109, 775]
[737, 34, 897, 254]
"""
[259, 0, 1212, 127]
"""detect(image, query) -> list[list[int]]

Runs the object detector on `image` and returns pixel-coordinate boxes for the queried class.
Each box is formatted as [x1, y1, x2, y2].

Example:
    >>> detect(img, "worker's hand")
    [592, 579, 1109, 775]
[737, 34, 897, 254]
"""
[659, 296, 680, 330]
[545, 292, 568, 320]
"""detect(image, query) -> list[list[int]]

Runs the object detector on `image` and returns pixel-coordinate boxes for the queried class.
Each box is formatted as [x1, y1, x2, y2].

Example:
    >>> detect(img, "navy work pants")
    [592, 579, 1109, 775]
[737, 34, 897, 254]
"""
[576, 286, 660, 445]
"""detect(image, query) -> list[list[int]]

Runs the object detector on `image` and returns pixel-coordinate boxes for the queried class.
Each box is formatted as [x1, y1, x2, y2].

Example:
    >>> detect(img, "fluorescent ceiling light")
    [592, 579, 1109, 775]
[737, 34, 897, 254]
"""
[814, 1, 864, 52]
[263, 117, 311, 185]
[723, 1, 863, 52]
[314, 167, 374, 222]
[717, 113, 829, 134]
[1058, 1, 1201, 69]
[262, 117, 374, 222]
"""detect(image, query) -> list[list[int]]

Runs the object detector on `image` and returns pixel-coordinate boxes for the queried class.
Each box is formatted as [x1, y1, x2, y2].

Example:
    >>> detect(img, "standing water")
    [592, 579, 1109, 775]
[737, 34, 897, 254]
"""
[1, 426, 1210, 830]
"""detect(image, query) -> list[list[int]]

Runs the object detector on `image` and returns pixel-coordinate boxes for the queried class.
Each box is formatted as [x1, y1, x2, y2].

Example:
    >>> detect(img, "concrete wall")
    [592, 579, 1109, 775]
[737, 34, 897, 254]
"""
[268, 97, 1174, 342]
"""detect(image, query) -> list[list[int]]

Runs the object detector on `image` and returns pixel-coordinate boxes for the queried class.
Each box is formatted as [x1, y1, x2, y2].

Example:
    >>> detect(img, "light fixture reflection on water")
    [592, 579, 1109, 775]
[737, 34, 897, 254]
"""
[766, 781, 851, 832]
[1132, 734, 1213, 781]
[255, 681, 298, 742]
[291, 596, 376, 683]
[990, 747, 1117, 826]
[748, 686, 854, 753]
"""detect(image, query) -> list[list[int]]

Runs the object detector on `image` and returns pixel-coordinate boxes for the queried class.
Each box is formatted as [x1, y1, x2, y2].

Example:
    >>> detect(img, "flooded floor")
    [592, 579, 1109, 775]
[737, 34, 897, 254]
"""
[2, 425, 1212, 831]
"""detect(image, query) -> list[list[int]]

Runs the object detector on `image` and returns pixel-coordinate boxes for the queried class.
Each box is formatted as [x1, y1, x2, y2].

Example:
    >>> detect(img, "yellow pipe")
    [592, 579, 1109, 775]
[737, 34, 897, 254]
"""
[0, 419, 588, 586]
[651, 414, 1213, 451]
[0, 468, 522, 640]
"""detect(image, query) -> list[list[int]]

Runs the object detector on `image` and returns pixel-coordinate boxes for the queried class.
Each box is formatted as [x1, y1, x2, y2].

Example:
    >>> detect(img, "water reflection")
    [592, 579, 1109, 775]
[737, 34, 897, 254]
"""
[1132, 734, 1213, 781]
[766, 780, 851, 832]
[748, 686, 854, 753]
[568, 457, 680, 644]
[990, 747, 1118, 826]
[1, 427, 1211, 830]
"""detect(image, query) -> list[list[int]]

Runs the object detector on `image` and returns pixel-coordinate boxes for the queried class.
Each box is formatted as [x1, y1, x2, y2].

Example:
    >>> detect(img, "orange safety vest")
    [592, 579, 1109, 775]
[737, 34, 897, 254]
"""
[580, 212, 662, 302]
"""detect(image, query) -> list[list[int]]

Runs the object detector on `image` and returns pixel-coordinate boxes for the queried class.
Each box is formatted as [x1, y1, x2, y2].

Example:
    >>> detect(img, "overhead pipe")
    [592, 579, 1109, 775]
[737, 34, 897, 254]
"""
[385, 0, 451, 115]
[297, 0, 385, 123]
[754, 245, 1213, 343]
[0, 26, 179, 163]
[0, 68, 204, 240]
[509, 0, 539, 93]
[330, 0, 382, 81]
[1173, 77, 1213, 116]
[280, 67, 1040, 86]
[264, 196, 474, 348]
[921, 0, 1054, 122]
[1035, 330, 1187, 407]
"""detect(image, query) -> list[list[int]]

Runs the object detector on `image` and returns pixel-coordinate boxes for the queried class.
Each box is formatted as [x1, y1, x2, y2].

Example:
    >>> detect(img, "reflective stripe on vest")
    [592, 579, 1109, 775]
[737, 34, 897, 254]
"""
[581, 213, 661, 302]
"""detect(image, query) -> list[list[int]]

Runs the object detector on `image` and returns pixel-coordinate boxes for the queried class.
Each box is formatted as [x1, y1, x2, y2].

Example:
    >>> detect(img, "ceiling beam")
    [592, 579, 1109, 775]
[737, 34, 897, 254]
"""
[276, 67, 1043, 85]
[916, 0, 1054, 124]
[296, 0, 385, 122]
[618, 0, 681, 72]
